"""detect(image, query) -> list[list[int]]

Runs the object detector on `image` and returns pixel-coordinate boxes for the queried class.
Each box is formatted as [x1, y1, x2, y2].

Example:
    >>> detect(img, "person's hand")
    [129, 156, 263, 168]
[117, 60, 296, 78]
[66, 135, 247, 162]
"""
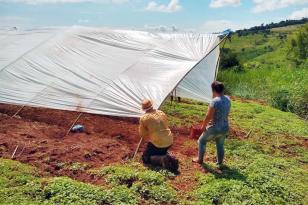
[200, 124, 206, 132]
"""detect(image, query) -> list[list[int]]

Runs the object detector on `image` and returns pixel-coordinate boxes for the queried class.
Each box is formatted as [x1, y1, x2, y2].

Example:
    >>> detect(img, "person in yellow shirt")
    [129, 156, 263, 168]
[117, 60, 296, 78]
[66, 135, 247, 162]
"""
[139, 99, 178, 172]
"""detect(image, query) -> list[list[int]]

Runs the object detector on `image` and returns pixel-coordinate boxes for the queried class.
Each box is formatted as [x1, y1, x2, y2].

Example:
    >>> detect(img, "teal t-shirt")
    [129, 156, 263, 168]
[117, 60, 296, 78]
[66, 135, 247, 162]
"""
[209, 95, 231, 131]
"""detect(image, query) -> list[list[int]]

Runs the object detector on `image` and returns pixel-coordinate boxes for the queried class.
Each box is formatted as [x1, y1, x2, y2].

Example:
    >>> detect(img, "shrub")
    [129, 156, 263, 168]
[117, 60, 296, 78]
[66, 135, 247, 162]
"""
[288, 25, 308, 62]
[220, 48, 241, 69]
[270, 89, 290, 112]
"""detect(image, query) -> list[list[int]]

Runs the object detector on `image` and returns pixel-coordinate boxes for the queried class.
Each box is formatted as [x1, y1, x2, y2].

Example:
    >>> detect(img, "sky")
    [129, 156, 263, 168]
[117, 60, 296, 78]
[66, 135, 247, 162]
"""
[0, 0, 308, 32]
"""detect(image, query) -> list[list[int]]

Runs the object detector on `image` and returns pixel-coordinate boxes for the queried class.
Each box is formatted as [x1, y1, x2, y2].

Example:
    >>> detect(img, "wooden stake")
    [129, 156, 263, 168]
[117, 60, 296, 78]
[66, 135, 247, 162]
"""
[11, 105, 26, 118]
[65, 113, 83, 136]
[132, 137, 143, 160]
[17, 144, 27, 158]
[245, 129, 252, 138]
[11, 145, 19, 159]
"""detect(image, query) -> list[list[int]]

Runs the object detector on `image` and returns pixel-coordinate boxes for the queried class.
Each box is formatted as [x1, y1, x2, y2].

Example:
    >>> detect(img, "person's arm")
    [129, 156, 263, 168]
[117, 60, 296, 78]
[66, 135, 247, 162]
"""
[201, 105, 215, 132]
[139, 118, 148, 139]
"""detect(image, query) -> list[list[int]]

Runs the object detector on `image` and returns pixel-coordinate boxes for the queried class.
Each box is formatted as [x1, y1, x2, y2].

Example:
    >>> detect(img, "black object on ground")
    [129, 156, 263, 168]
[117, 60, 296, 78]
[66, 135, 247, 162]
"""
[71, 124, 85, 133]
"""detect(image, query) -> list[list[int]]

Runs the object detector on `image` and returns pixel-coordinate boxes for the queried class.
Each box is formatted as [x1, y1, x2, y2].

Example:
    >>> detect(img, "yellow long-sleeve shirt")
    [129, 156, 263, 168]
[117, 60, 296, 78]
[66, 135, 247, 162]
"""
[139, 110, 173, 148]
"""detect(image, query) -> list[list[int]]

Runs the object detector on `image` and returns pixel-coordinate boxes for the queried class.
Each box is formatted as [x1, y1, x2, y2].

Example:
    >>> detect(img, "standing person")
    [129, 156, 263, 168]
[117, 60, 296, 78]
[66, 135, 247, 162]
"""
[139, 99, 179, 172]
[193, 81, 231, 165]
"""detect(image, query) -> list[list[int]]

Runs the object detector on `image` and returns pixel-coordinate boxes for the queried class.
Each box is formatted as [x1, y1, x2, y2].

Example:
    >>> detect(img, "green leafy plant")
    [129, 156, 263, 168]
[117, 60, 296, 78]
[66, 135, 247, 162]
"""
[90, 163, 177, 204]
[192, 140, 307, 204]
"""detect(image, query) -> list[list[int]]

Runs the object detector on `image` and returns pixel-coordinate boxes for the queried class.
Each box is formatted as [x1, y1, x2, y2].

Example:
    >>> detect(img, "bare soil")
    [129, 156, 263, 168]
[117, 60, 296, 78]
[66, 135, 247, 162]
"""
[0, 103, 251, 190]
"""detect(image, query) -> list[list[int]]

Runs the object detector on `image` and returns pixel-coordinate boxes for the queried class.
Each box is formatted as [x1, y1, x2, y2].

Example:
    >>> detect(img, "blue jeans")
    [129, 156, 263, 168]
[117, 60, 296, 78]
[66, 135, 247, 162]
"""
[198, 127, 228, 164]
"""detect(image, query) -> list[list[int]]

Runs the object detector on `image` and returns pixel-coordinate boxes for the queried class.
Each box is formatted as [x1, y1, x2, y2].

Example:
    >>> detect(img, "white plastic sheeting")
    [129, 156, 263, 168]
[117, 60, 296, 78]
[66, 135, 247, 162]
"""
[0, 27, 220, 117]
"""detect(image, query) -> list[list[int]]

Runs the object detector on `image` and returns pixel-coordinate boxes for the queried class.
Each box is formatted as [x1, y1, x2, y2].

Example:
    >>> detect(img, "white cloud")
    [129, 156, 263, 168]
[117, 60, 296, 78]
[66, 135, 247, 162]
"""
[145, 0, 182, 13]
[209, 0, 241, 8]
[200, 20, 242, 33]
[288, 8, 308, 19]
[252, 0, 308, 13]
[144, 24, 178, 32]
[0, 0, 129, 4]
[199, 20, 264, 33]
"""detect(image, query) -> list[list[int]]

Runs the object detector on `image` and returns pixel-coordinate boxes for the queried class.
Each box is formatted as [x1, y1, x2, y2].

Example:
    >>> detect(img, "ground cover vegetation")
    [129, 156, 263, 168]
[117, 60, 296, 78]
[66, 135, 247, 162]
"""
[1, 21, 307, 205]
[1, 98, 307, 204]
[218, 23, 308, 119]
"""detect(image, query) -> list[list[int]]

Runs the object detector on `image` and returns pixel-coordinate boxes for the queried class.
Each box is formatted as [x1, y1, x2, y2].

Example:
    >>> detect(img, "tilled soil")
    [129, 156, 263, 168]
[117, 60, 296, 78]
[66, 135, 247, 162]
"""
[0, 103, 208, 185]
[0, 103, 257, 192]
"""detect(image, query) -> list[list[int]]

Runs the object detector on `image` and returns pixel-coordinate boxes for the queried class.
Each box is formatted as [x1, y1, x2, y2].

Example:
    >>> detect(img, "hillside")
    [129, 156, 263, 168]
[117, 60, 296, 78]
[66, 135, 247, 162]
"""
[0, 22, 307, 205]
[218, 23, 308, 119]
[0, 99, 307, 204]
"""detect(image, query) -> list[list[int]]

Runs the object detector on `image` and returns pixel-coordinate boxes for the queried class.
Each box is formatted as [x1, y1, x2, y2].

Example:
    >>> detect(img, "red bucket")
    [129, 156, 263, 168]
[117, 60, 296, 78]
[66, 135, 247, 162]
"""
[190, 125, 203, 139]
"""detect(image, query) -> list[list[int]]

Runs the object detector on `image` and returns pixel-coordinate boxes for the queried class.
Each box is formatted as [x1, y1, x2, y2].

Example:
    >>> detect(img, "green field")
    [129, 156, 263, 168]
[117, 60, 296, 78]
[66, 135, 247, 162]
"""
[218, 24, 308, 119]
[1, 23, 307, 205]
[1, 99, 307, 204]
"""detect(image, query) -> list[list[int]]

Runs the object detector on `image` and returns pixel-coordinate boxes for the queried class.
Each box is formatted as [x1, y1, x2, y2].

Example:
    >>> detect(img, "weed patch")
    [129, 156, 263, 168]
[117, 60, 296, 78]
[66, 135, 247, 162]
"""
[90, 163, 177, 204]
[0, 159, 139, 204]
[192, 140, 308, 204]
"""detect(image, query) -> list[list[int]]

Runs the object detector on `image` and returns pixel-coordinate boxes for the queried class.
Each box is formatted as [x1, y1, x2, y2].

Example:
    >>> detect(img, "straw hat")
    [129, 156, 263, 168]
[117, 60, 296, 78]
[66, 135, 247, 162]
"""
[141, 99, 153, 111]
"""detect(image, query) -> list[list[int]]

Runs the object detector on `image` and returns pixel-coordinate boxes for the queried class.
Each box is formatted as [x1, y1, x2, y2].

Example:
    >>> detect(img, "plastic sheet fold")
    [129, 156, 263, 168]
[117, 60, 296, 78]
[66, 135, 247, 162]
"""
[0, 27, 220, 117]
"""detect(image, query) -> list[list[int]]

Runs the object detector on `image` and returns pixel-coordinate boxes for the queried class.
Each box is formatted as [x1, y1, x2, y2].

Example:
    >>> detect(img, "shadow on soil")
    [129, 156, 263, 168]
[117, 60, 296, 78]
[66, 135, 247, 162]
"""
[202, 164, 247, 182]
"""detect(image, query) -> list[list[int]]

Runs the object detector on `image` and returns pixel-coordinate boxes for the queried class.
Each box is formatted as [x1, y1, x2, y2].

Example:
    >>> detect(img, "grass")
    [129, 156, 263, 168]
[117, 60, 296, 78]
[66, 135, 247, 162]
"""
[1, 99, 307, 204]
[162, 99, 307, 204]
[230, 98, 307, 137]
[0, 158, 177, 204]
[223, 32, 282, 65]
[219, 66, 308, 118]
[90, 163, 177, 204]
[0, 158, 141, 205]
[0, 159, 42, 205]
[162, 99, 308, 138]
[1, 23, 307, 204]
[193, 140, 308, 204]
[218, 23, 308, 119]
[163, 99, 307, 163]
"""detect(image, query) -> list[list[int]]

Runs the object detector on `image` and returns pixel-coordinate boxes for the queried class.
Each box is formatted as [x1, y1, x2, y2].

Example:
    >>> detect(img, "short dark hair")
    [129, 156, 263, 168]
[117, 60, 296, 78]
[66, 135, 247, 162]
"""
[211, 81, 224, 94]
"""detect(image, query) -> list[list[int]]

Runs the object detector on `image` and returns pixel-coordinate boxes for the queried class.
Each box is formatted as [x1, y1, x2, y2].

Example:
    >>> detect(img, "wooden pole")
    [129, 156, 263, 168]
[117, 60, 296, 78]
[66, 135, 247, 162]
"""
[214, 56, 220, 80]
[132, 137, 143, 160]
[11, 105, 26, 118]
[11, 145, 19, 159]
[245, 129, 252, 138]
[65, 113, 83, 136]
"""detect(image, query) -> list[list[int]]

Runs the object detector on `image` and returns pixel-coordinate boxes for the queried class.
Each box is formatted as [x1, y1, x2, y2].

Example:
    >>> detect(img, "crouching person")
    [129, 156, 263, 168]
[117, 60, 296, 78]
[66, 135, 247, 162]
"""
[139, 99, 179, 173]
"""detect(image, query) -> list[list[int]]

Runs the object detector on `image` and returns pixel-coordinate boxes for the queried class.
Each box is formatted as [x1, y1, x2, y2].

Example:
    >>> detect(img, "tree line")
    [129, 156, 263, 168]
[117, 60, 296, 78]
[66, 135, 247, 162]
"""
[235, 18, 308, 36]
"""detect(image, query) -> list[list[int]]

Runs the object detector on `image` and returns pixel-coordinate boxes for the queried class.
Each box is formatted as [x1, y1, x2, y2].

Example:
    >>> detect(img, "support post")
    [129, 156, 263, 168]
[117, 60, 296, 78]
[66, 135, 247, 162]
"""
[65, 113, 83, 136]
[132, 137, 143, 160]
[214, 56, 220, 80]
